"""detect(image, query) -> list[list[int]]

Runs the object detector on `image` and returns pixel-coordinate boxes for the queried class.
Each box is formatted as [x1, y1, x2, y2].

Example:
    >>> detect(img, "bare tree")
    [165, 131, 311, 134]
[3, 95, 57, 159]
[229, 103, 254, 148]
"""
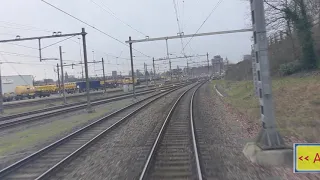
[264, 0, 319, 69]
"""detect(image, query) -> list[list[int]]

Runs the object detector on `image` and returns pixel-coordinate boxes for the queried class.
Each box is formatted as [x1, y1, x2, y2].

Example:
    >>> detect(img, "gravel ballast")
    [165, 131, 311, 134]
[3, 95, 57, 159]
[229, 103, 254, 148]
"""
[193, 82, 319, 180]
[0, 91, 160, 170]
[49, 84, 195, 180]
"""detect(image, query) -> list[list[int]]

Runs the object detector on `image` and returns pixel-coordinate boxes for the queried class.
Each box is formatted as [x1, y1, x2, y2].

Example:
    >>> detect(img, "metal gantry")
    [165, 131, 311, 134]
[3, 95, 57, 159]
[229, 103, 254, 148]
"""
[0, 28, 93, 113]
[125, 29, 251, 95]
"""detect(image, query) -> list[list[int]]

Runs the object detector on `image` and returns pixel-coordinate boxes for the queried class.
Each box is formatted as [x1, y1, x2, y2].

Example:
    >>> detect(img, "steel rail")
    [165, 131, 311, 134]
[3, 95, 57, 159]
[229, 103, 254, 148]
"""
[138, 81, 205, 180]
[190, 82, 205, 180]
[0, 84, 193, 179]
[0, 83, 185, 122]
[0, 84, 189, 129]
[3, 83, 158, 109]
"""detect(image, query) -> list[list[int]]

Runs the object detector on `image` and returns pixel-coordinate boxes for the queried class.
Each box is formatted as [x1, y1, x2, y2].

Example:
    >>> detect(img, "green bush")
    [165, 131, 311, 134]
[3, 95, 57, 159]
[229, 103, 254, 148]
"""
[279, 61, 302, 76]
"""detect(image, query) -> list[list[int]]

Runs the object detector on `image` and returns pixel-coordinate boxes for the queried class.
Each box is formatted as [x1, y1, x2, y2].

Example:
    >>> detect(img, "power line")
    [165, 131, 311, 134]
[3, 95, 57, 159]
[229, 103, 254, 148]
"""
[0, 61, 56, 66]
[182, 0, 224, 51]
[0, 50, 39, 58]
[41, 0, 150, 58]
[172, 0, 185, 54]
[41, 35, 76, 49]
[0, 53, 33, 85]
[6, 43, 38, 50]
[0, 25, 52, 33]
[0, 20, 54, 33]
[90, 0, 147, 37]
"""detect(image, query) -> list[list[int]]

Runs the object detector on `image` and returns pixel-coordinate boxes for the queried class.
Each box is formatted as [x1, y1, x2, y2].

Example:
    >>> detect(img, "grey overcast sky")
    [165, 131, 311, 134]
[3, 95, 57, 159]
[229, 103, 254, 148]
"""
[0, 0, 252, 80]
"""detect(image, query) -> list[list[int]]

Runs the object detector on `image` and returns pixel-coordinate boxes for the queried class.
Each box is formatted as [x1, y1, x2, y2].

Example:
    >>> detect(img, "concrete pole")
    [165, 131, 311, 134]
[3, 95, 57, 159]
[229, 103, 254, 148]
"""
[78, 38, 84, 80]
[102, 58, 106, 93]
[129, 36, 136, 98]
[81, 28, 93, 112]
[56, 63, 61, 94]
[146, 63, 148, 88]
[59, 46, 67, 104]
[206, 52, 210, 76]
[165, 39, 172, 82]
[250, 0, 285, 149]
[0, 64, 3, 114]
[38, 39, 42, 62]
[153, 58, 156, 81]
[187, 61, 189, 79]
[152, 57, 158, 91]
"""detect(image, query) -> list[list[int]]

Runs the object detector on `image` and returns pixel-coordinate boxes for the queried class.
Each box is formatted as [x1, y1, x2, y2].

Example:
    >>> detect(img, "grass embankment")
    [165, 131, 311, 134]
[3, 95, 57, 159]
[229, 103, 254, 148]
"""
[0, 100, 130, 157]
[213, 76, 320, 142]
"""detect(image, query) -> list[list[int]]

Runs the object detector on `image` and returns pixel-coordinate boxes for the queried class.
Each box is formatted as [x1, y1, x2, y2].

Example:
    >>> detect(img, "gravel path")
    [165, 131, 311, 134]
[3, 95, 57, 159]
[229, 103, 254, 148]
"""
[193, 82, 319, 180]
[49, 84, 195, 180]
[0, 92, 156, 170]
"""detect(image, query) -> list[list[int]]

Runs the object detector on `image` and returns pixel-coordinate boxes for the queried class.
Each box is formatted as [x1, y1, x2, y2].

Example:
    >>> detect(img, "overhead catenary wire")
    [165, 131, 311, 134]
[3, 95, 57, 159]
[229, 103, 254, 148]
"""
[90, 0, 147, 37]
[182, 0, 224, 52]
[0, 53, 33, 86]
[41, 0, 150, 58]
[41, 35, 77, 49]
[172, 0, 185, 55]
[0, 50, 39, 58]
[6, 43, 38, 50]
[0, 20, 54, 33]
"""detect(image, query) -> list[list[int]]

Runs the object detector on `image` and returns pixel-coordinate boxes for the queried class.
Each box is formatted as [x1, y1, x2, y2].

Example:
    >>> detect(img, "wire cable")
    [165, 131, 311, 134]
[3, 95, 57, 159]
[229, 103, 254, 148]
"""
[0, 20, 53, 33]
[0, 53, 33, 85]
[41, 35, 76, 49]
[90, 0, 147, 37]
[41, 0, 150, 58]
[172, 0, 185, 54]
[0, 50, 39, 58]
[182, 0, 224, 51]
[6, 43, 38, 50]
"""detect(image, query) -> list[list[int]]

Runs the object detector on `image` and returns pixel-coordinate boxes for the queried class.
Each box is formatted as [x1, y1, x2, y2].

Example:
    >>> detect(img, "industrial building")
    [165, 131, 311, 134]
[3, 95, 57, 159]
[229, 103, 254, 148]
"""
[211, 55, 224, 75]
[1, 75, 33, 94]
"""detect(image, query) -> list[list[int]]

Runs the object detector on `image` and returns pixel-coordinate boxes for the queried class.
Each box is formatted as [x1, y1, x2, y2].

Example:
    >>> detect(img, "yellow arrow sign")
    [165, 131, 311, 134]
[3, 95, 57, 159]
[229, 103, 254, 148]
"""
[294, 143, 320, 173]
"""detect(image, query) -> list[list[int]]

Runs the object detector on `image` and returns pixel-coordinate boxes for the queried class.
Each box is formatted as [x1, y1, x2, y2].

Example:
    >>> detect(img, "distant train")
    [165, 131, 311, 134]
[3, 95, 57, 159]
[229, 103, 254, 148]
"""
[3, 77, 142, 102]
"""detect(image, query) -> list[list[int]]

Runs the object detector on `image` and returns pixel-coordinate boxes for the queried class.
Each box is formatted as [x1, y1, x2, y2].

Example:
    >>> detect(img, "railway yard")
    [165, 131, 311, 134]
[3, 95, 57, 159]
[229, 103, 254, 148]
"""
[0, 78, 306, 180]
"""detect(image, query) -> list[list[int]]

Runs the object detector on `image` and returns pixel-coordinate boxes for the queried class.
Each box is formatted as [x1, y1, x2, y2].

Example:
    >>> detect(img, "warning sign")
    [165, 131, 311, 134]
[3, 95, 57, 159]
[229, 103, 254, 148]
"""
[294, 143, 320, 173]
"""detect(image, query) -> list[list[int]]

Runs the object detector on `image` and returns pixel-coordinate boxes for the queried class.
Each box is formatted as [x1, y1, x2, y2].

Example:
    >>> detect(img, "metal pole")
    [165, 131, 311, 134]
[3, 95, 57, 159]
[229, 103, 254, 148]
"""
[0, 64, 3, 114]
[187, 61, 189, 79]
[165, 39, 172, 82]
[102, 58, 106, 93]
[207, 52, 210, 76]
[38, 39, 42, 62]
[56, 63, 61, 95]
[59, 46, 67, 104]
[129, 36, 136, 98]
[251, 0, 285, 149]
[219, 59, 222, 76]
[153, 58, 156, 81]
[153, 57, 158, 91]
[144, 62, 148, 88]
[92, 51, 96, 76]
[78, 38, 84, 80]
[146, 64, 148, 88]
[82, 28, 92, 111]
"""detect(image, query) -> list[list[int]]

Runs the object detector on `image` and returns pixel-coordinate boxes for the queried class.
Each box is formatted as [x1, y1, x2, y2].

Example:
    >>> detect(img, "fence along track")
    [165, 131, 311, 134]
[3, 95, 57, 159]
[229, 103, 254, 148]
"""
[0, 84, 191, 180]
[139, 82, 204, 180]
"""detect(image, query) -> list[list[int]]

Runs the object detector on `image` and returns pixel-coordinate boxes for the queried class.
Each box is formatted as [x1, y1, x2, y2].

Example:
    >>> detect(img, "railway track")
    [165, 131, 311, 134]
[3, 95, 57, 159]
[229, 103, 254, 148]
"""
[3, 83, 158, 109]
[138, 82, 205, 180]
[0, 83, 190, 129]
[0, 83, 196, 180]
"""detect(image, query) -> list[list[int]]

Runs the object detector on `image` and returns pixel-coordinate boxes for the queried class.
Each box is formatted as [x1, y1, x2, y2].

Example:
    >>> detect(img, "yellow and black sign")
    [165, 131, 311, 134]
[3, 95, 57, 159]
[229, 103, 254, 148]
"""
[294, 143, 320, 173]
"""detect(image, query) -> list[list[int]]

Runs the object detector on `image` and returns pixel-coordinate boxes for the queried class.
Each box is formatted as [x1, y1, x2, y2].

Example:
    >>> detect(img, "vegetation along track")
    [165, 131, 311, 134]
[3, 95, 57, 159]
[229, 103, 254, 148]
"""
[138, 81, 205, 180]
[0, 83, 196, 180]
[0, 83, 189, 129]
